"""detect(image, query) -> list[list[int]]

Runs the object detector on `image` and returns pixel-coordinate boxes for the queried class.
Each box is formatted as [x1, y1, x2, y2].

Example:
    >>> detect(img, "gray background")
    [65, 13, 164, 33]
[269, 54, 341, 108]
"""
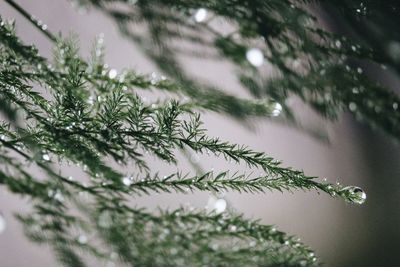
[0, 1, 399, 266]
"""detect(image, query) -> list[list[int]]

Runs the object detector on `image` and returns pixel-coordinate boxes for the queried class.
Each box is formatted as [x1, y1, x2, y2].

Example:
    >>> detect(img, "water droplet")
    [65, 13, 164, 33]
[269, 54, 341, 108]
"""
[349, 102, 357, 112]
[292, 59, 301, 69]
[78, 234, 88, 244]
[0, 213, 6, 234]
[194, 8, 207, 23]
[110, 251, 118, 260]
[214, 199, 227, 213]
[108, 69, 117, 79]
[393, 102, 398, 110]
[299, 260, 307, 267]
[342, 186, 366, 204]
[54, 190, 64, 202]
[246, 48, 264, 67]
[42, 153, 50, 161]
[272, 103, 282, 116]
[388, 41, 400, 62]
[190, 153, 200, 164]
[335, 40, 342, 48]
[98, 211, 112, 228]
[122, 176, 133, 186]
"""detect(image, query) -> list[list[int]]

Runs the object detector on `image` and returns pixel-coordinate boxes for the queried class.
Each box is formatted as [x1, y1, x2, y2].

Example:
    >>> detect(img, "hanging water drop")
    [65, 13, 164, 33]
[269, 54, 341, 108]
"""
[194, 8, 207, 23]
[342, 186, 366, 204]
[246, 48, 264, 67]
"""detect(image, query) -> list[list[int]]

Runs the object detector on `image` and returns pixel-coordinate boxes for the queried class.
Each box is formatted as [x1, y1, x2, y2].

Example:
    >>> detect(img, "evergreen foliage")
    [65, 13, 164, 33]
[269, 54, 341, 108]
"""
[0, 0, 397, 266]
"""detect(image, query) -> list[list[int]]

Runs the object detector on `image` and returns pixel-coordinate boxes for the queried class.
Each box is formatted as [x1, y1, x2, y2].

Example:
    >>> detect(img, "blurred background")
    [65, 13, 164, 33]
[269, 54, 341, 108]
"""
[0, 1, 399, 266]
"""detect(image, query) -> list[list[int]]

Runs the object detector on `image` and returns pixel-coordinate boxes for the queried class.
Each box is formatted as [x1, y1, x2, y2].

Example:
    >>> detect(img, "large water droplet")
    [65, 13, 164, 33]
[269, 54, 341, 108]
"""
[342, 186, 366, 204]
[246, 48, 264, 67]
[0, 213, 6, 234]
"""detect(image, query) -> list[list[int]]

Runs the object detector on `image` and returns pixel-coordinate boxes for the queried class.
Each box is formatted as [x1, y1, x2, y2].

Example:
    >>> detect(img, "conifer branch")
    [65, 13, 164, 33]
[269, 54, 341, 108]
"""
[4, 0, 56, 42]
[3, 1, 395, 265]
